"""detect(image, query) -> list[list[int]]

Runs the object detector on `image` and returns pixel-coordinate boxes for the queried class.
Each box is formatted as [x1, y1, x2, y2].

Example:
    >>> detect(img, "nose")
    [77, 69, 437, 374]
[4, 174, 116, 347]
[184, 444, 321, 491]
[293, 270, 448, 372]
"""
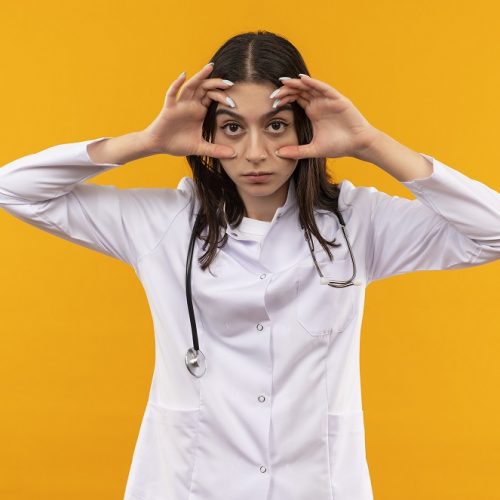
[244, 131, 270, 162]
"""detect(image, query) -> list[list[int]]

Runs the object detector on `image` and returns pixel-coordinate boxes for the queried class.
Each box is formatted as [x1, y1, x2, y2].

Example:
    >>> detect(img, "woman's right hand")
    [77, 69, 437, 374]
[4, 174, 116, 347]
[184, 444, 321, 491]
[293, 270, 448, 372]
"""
[142, 63, 237, 159]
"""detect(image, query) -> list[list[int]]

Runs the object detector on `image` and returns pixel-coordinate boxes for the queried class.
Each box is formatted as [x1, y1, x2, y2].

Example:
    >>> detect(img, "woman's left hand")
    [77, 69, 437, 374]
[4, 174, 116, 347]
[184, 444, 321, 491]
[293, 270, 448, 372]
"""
[273, 74, 382, 160]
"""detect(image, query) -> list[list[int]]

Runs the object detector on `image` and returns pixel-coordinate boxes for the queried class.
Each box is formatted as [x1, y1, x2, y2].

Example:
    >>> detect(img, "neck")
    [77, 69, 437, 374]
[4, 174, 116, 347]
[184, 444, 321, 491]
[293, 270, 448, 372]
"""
[241, 181, 289, 222]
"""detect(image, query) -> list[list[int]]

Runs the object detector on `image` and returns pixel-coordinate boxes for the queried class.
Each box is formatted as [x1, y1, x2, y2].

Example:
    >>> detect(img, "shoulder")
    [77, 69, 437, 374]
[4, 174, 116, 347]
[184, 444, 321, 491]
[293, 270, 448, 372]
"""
[315, 179, 382, 218]
[109, 176, 194, 260]
[337, 179, 385, 211]
[118, 176, 194, 219]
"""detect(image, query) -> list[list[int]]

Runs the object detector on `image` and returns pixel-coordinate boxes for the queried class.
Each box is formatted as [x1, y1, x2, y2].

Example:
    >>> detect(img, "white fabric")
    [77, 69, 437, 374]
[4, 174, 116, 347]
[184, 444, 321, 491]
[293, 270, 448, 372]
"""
[238, 216, 271, 238]
[1, 137, 499, 500]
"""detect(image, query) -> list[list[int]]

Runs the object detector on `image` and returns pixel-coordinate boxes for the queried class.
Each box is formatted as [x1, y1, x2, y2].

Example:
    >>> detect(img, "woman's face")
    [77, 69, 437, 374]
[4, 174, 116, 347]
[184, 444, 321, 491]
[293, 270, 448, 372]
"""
[213, 81, 299, 218]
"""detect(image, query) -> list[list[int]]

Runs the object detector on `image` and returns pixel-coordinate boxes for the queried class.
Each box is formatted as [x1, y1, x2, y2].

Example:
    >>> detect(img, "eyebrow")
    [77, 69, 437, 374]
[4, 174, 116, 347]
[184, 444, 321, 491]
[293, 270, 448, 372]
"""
[215, 103, 294, 121]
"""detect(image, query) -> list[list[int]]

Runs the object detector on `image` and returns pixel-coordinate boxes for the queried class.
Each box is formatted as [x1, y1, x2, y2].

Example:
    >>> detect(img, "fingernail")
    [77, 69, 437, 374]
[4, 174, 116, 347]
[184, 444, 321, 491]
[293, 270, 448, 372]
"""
[231, 151, 237, 158]
[208, 62, 215, 66]
[279, 77, 291, 81]
[272, 98, 281, 109]
[298, 73, 308, 77]
[222, 79, 234, 86]
[226, 96, 236, 108]
[269, 88, 280, 99]
[179, 71, 186, 78]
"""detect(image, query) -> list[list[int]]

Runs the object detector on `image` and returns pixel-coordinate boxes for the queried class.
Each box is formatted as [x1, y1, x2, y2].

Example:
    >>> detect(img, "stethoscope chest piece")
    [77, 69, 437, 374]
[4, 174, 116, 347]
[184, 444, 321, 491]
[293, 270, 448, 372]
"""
[185, 347, 207, 378]
[183, 208, 357, 378]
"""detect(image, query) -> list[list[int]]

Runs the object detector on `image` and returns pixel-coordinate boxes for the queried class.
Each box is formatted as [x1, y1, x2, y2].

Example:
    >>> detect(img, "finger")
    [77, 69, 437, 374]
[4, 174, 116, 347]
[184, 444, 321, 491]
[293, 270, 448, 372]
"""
[295, 95, 310, 109]
[194, 78, 234, 101]
[270, 87, 314, 102]
[164, 71, 187, 107]
[298, 74, 344, 99]
[177, 63, 215, 101]
[278, 78, 322, 98]
[201, 89, 236, 108]
[279, 94, 311, 110]
[273, 93, 311, 109]
[198, 78, 235, 92]
[196, 139, 237, 159]
[275, 143, 319, 160]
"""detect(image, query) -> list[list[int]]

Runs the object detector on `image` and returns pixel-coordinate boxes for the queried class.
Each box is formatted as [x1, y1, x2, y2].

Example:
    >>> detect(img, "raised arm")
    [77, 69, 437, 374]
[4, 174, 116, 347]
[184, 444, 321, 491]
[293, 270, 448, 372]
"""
[350, 131, 500, 282]
[86, 131, 157, 165]
[266, 74, 500, 282]
[0, 136, 191, 267]
[0, 63, 240, 267]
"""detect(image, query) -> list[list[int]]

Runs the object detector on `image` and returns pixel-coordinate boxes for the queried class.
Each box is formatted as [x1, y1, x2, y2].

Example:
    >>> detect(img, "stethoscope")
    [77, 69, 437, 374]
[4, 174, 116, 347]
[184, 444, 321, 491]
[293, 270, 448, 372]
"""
[185, 208, 361, 378]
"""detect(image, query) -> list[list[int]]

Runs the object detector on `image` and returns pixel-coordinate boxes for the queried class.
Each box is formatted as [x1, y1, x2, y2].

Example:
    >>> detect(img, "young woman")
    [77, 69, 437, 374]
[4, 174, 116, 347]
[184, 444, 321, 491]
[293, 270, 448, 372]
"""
[0, 31, 498, 500]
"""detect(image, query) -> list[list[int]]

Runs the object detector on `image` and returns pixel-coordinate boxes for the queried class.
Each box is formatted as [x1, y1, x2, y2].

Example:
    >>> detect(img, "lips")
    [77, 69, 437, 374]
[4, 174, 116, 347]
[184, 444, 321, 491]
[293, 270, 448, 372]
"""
[244, 172, 272, 176]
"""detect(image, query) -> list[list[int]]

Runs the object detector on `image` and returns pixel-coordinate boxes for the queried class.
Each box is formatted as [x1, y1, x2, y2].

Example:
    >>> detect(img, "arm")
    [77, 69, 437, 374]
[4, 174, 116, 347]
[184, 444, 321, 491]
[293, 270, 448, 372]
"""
[354, 130, 435, 182]
[0, 135, 191, 267]
[0, 64, 239, 267]
[270, 75, 500, 281]
[86, 130, 160, 165]
[354, 132, 500, 283]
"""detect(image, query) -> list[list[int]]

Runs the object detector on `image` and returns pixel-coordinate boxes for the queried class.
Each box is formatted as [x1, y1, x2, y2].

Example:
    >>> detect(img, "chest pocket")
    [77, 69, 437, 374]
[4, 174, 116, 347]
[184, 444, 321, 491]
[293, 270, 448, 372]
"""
[295, 256, 357, 336]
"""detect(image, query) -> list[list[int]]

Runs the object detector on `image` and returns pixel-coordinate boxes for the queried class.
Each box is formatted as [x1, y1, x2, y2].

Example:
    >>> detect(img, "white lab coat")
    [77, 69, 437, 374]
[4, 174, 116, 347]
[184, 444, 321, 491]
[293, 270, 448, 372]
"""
[1, 137, 499, 500]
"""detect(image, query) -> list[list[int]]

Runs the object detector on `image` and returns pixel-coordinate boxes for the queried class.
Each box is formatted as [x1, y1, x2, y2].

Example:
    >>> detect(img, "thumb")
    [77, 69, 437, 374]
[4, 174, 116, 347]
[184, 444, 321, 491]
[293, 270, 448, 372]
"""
[275, 144, 316, 160]
[197, 140, 237, 159]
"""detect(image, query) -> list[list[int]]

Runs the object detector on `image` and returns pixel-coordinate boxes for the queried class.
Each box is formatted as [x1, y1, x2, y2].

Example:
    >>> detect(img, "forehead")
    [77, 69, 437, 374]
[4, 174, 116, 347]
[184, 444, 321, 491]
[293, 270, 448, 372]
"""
[226, 81, 275, 96]
[215, 82, 293, 121]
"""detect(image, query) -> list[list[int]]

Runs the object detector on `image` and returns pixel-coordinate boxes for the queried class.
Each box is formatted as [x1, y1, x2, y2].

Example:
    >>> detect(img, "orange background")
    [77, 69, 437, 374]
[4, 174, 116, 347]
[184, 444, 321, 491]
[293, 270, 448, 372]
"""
[0, 1, 499, 498]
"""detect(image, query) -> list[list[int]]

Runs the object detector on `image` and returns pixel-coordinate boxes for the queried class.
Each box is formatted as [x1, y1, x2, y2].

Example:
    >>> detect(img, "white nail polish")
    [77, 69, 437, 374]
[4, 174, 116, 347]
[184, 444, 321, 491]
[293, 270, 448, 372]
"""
[269, 89, 280, 99]
[222, 79, 234, 86]
[279, 77, 291, 81]
[226, 96, 236, 108]
[272, 99, 281, 109]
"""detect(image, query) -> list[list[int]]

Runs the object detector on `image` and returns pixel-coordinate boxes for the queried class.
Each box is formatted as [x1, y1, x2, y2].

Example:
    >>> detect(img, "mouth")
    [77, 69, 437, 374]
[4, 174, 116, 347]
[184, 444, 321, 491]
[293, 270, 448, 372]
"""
[243, 172, 273, 183]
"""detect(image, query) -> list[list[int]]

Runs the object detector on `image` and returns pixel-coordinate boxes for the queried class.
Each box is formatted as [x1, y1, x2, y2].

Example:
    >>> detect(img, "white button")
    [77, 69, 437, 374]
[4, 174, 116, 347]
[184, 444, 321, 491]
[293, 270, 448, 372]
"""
[258, 395, 266, 402]
[259, 273, 267, 279]
[260, 465, 267, 473]
[256, 323, 264, 331]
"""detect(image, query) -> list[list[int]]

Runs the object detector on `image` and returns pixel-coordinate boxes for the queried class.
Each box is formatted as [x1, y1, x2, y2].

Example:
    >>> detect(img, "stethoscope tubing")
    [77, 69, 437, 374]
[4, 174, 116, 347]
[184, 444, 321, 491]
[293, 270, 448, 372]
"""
[184, 208, 358, 378]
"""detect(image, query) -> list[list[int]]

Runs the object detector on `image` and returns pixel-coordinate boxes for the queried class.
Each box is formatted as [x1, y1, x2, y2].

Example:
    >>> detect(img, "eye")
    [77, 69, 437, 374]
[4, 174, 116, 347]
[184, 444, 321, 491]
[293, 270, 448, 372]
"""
[220, 122, 241, 135]
[269, 120, 288, 132]
[267, 120, 289, 133]
[220, 120, 289, 136]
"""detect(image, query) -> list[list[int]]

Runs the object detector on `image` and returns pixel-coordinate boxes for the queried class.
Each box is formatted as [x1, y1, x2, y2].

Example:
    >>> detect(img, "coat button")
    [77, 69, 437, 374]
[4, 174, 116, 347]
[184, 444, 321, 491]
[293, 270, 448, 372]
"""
[260, 466, 267, 473]
[258, 395, 266, 402]
[259, 273, 267, 279]
[256, 323, 264, 331]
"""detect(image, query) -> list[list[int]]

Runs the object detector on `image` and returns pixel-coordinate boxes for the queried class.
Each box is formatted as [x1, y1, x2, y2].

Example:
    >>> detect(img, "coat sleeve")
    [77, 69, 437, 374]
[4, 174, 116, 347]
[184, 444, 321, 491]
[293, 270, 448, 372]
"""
[365, 153, 500, 284]
[0, 137, 192, 268]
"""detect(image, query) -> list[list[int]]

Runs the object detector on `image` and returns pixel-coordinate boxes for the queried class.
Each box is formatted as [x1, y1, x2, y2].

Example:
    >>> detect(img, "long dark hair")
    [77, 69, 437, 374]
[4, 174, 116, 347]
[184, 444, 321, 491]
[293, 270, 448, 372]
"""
[186, 30, 342, 272]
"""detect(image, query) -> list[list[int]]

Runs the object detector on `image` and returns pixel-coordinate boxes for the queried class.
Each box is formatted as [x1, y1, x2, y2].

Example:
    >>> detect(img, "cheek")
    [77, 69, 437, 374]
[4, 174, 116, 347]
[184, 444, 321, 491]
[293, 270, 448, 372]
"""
[218, 160, 236, 179]
[272, 127, 298, 145]
[285, 126, 299, 142]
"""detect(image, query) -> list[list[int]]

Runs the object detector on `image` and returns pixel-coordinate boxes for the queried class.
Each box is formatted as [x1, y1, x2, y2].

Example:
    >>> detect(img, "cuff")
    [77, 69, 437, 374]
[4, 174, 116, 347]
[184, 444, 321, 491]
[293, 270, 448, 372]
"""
[83, 137, 123, 167]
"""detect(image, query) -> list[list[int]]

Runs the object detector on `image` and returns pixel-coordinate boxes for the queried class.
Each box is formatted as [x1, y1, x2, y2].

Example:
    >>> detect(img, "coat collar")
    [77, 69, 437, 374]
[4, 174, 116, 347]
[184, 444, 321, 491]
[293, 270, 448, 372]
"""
[227, 177, 298, 240]
[178, 175, 342, 242]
